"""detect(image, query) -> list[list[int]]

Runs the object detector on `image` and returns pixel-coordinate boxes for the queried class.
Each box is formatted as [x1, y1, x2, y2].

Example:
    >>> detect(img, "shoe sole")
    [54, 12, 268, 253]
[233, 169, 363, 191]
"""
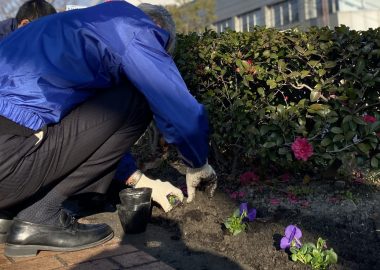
[4, 231, 114, 257]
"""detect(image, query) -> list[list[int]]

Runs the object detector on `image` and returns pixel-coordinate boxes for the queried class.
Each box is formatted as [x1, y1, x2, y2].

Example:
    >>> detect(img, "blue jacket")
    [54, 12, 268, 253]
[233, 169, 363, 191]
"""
[0, 2, 209, 170]
[0, 18, 17, 42]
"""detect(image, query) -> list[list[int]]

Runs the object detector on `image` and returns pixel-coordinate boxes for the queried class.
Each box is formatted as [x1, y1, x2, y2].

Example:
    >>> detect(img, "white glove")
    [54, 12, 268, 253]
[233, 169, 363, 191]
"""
[186, 162, 217, 203]
[135, 174, 184, 213]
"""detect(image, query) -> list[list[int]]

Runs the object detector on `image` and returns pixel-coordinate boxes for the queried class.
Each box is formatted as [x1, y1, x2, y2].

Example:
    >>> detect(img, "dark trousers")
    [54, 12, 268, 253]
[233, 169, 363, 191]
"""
[0, 86, 152, 211]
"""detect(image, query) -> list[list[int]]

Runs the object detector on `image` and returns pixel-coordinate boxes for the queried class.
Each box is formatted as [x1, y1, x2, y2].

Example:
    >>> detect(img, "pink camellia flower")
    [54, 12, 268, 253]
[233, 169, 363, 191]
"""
[363, 115, 376, 123]
[239, 171, 260, 186]
[291, 137, 313, 161]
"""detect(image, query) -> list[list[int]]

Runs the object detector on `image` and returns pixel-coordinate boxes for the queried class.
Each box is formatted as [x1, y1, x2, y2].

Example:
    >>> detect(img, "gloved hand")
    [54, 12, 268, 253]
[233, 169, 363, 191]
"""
[135, 174, 184, 213]
[186, 162, 217, 203]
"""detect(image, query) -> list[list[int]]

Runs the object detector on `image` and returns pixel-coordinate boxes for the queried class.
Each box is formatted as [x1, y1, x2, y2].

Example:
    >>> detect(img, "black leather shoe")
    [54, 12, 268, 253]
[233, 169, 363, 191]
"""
[4, 211, 113, 257]
[0, 219, 13, 244]
[0, 211, 14, 244]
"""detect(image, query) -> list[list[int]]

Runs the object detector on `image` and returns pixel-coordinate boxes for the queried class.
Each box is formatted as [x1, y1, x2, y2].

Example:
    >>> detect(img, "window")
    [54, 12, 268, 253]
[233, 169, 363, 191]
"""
[305, 0, 340, 19]
[238, 9, 263, 32]
[271, 0, 299, 27]
[216, 18, 233, 33]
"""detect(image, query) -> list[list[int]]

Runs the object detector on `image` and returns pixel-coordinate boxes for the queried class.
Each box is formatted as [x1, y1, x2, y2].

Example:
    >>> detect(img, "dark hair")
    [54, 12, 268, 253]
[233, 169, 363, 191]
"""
[15, 0, 56, 24]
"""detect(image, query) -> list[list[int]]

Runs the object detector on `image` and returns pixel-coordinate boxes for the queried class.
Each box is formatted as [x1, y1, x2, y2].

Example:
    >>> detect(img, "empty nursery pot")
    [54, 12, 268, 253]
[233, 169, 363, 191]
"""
[117, 188, 152, 234]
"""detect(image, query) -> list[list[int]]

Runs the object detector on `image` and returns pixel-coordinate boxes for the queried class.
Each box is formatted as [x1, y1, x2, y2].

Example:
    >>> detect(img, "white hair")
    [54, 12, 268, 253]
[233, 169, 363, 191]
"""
[138, 3, 176, 54]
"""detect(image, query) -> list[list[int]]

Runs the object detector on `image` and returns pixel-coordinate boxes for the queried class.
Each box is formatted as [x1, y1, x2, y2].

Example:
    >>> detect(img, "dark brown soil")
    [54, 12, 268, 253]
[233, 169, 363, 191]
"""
[75, 159, 380, 270]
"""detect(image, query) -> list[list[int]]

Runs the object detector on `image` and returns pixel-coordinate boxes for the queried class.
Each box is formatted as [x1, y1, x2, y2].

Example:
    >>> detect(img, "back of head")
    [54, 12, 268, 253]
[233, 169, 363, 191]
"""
[138, 3, 176, 54]
[16, 0, 57, 25]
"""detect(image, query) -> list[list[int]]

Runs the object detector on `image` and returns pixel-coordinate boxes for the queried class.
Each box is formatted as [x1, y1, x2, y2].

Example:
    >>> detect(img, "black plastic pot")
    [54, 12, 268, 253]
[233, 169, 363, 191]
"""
[117, 188, 152, 234]
[119, 187, 152, 206]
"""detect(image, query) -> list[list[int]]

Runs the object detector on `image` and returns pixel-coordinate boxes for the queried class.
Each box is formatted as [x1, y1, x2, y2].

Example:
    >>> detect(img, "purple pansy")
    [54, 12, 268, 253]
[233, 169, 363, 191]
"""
[280, 225, 302, 249]
[239, 202, 256, 222]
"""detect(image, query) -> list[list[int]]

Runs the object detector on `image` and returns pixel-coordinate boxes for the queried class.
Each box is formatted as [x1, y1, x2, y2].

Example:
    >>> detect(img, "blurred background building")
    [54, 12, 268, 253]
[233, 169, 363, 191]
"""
[1, 0, 379, 31]
[214, 0, 380, 32]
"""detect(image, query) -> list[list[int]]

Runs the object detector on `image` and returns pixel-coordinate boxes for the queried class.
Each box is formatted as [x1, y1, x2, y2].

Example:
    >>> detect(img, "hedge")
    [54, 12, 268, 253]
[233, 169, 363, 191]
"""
[173, 26, 380, 178]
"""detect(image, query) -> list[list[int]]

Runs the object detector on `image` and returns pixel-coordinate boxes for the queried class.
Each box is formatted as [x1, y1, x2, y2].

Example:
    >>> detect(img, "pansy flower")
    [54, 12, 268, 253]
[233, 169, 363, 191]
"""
[280, 225, 302, 249]
[239, 202, 256, 222]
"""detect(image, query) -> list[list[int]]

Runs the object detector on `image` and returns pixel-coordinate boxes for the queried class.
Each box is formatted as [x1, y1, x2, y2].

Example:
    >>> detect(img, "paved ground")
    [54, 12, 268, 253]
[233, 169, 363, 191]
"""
[0, 237, 175, 270]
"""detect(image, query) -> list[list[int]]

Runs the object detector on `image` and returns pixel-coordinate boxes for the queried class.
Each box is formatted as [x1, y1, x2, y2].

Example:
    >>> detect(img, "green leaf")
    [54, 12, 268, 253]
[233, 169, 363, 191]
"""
[344, 131, 355, 141]
[309, 104, 327, 111]
[324, 61, 337, 68]
[370, 121, 380, 132]
[312, 249, 320, 257]
[241, 60, 250, 69]
[305, 254, 313, 263]
[357, 143, 371, 154]
[310, 91, 321, 102]
[371, 157, 379, 168]
[257, 87, 265, 97]
[333, 134, 345, 142]
[318, 69, 326, 76]
[263, 50, 271, 57]
[301, 70, 310, 78]
[331, 127, 343, 134]
[326, 250, 338, 264]
[353, 116, 366, 125]
[260, 125, 271, 136]
[327, 117, 339, 123]
[263, 142, 276, 148]
[288, 71, 300, 78]
[342, 115, 353, 124]
[349, 121, 357, 131]
[266, 79, 277, 89]
[277, 104, 285, 114]
[308, 60, 319, 67]
[245, 74, 254, 82]
[291, 253, 298, 262]
[295, 46, 305, 55]
[321, 153, 333, 160]
[321, 138, 332, 147]
[278, 147, 287, 155]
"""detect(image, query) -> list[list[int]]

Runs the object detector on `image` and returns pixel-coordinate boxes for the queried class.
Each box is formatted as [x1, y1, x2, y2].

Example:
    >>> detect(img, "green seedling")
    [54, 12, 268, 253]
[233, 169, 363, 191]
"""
[167, 194, 182, 207]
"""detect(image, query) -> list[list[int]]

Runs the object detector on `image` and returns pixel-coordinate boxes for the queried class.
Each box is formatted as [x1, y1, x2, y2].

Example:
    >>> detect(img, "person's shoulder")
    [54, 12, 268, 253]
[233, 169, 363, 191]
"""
[86, 2, 148, 22]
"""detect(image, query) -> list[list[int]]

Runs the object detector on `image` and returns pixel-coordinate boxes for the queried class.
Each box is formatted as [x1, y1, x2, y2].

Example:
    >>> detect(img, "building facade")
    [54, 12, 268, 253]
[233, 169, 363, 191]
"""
[214, 0, 380, 32]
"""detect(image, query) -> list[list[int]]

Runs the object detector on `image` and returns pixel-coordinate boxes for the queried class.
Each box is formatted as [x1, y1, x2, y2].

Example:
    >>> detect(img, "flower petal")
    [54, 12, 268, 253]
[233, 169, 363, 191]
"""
[280, 236, 290, 249]
[247, 208, 256, 222]
[294, 226, 302, 239]
[239, 202, 248, 215]
[284, 225, 296, 238]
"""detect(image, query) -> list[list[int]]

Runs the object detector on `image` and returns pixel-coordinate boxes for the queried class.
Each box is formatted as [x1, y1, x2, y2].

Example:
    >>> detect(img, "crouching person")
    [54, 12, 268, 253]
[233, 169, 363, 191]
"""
[0, 1, 216, 257]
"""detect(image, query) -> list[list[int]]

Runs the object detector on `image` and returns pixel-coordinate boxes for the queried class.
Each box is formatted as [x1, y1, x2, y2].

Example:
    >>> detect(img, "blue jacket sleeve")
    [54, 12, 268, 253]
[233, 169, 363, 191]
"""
[120, 28, 209, 168]
[114, 152, 138, 182]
